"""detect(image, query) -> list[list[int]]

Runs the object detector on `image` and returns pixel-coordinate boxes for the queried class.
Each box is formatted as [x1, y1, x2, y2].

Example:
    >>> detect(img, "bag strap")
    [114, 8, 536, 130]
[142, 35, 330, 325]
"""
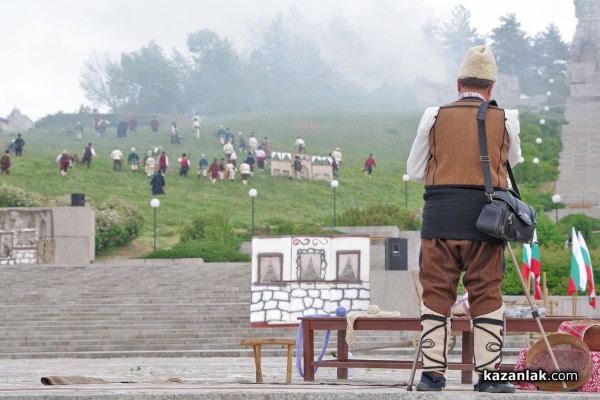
[476, 101, 522, 200]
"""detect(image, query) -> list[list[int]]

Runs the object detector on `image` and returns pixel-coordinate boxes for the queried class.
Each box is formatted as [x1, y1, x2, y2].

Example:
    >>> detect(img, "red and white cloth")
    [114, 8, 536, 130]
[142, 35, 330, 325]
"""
[558, 320, 600, 341]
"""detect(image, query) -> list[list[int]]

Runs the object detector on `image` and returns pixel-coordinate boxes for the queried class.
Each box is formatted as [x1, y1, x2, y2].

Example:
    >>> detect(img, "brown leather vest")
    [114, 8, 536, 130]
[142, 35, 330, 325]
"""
[425, 99, 509, 188]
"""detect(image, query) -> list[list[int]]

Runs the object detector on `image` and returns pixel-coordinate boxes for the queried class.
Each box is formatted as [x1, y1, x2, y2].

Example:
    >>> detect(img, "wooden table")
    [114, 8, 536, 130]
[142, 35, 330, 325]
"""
[300, 316, 574, 384]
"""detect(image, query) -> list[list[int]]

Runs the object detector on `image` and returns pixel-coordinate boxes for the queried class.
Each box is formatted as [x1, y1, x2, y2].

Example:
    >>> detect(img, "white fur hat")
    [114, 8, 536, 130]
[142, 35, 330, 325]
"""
[458, 46, 497, 82]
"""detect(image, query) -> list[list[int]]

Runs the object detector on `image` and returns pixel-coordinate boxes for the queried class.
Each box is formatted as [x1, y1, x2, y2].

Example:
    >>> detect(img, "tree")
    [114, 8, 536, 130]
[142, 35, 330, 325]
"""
[79, 52, 122, 112]
[424, 5, 485, 79]
[111, 41, 183, 114]
[490, 14, 534, 92]
[531, 23, 570, 96]
[186, 29, 245, 114]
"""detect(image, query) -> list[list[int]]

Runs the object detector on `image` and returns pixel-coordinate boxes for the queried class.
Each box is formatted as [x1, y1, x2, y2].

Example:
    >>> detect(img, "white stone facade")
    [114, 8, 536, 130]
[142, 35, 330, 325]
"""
[250, 235, 370, 324]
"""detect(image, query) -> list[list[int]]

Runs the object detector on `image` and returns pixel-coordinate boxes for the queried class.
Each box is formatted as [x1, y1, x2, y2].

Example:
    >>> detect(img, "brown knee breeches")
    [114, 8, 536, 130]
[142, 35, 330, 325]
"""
[419, 238, 504, 318]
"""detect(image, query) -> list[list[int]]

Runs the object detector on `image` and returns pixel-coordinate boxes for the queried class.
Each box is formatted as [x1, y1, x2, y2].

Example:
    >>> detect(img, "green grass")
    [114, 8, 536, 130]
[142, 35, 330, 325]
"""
[4, 110, 425, 256]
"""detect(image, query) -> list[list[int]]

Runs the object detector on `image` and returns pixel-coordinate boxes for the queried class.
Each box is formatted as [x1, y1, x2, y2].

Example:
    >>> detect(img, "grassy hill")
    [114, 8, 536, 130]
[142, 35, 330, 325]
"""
[3, 110, 425, 257]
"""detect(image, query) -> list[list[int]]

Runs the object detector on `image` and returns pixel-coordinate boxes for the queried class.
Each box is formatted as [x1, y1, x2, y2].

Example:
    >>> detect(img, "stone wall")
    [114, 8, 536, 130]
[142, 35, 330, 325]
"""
[0, 207, 95, 265]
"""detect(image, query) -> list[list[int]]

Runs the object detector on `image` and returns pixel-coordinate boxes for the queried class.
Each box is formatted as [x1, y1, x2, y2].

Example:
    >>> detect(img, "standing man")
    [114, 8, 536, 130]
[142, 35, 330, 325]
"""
[117, 119, 128, 138]
[128, 116, 137, 133]
[14, 134, 25, 156]
[331, 147, 342, 167]
[364, 153, 376, 178]
[262, 137, 272, 159]
[158, 151, 169, 174]
[128, 147, 140, 173]
[150, 171, 165, 195]
[110, 147, 124, 171]
[407, 46, 521, 393]
[144, 150, 156, 177]
[150, 116, 160, 133]
[179, 153, 190, 177]
[198, 153, 208, 178]
[74, 121, 84, 140]
[292, 155, 303, 181]
[294, 136, 305, 154]
[81, 142, 95, 168]
[0, 150, 10, 174]
[192, 112, 202, 139]
[248, 132, 258, 155]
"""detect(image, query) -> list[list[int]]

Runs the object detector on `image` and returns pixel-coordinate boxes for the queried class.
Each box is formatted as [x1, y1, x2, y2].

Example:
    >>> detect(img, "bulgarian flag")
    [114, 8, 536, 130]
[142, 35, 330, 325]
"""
[522, 232, 542, 299]
[530, 240, 543, 300]
[577, 231, 596, 308]
[568, 227, 587, 296]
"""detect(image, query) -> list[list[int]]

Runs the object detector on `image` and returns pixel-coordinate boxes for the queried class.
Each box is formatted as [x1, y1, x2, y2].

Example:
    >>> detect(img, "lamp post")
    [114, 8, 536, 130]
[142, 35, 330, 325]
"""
[539, 118, 545, 136]
[150, 198, 160, 252]
[536, 137, 542, 159]
[402, 174, 410, 208]
[330, 180, 339, 227]
[552, 194, 561, 224]
[533, 157, 540, 181]
[249, 188, 257, 236]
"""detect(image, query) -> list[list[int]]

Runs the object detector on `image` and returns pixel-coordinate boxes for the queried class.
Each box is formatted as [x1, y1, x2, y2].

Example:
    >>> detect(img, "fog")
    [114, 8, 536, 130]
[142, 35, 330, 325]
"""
[0, 0, 576, 119]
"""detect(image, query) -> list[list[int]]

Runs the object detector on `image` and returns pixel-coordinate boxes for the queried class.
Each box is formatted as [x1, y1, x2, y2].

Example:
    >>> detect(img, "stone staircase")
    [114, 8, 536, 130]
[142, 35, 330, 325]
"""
[0, 260, 301, 358]
[0, 259, 529, 359]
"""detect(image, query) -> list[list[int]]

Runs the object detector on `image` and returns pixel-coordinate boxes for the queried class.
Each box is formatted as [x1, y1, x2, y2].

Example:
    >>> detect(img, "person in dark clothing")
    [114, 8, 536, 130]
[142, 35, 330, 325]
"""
[245, 152, 255, 173]
[81, 143, 95, 168]
[150, 116, 160, 133]
[0, 150, 10, 174]
[117, 119, 128, 138]
[407, 46, 521, 394]
[14, 134, 25, 156]
[150, 171, 165, 195]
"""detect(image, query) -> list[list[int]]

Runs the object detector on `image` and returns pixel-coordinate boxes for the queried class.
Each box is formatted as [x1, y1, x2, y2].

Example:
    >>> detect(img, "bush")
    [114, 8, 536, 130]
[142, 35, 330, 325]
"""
[180, 212, 237, 246]
[559, 214, 600, 249]
[263, 217, 325, 235]
[337, 203, 421, 230]
[95, 198, 144, 252]
[0, 184, 46, 207]
[147, 240, 250, 262]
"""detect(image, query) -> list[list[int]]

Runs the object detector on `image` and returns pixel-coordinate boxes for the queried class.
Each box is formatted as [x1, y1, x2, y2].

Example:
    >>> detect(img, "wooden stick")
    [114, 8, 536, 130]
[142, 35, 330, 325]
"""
[409, 270, 422, 306]
[506, 243, 568, 391]
[572, 293, 577, 316]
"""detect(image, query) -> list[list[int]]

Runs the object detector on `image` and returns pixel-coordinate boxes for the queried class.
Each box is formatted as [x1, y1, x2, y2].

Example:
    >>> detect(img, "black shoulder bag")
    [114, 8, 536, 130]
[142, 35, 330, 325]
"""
[475, 102, 537, 243]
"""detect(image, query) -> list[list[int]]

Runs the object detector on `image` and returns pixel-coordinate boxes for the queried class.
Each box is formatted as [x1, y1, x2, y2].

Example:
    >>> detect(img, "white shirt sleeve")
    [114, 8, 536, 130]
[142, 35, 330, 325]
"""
[406, 106, 439, 182]
[505, 108, 522, 168]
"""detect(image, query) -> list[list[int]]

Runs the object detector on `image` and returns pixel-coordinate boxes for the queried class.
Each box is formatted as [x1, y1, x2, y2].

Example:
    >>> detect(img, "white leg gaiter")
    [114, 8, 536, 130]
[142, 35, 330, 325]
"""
[472, 304, 505, 375]
[420, 304, 452, 374]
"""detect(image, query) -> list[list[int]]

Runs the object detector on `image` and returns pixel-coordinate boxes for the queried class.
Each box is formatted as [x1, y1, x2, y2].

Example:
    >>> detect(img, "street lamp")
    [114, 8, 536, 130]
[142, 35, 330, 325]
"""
[330, 180, 339, 227]
[249, 188, 257, 236]
[533, 157, 540, 181]
[552, 194, 561, 224]
[539, 118, 545, 135]
[150, 198, 160, 252]
[402, 174, 410, 208]
[536, 137, 542, 158]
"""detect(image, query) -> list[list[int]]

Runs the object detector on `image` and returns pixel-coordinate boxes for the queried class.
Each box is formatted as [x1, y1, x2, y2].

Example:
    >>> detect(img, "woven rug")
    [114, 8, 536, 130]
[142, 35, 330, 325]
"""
[41, 376, 107, 385]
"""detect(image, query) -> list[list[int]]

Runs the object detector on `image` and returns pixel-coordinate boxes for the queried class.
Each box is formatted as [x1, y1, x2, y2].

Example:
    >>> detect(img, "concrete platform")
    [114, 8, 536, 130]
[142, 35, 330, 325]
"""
[0, 356, 595, 399]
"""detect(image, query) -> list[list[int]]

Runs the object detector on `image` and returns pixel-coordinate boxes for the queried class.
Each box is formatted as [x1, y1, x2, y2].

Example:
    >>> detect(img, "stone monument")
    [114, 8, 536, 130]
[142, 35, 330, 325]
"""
[556, 0, 600, 216]
[0, 207, 95, 265]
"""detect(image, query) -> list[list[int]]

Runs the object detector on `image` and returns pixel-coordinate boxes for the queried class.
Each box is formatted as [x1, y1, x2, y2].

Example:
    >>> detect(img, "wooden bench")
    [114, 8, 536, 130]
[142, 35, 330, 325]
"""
[299, 316, 574, 384]
[240, 338, 296, 383]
